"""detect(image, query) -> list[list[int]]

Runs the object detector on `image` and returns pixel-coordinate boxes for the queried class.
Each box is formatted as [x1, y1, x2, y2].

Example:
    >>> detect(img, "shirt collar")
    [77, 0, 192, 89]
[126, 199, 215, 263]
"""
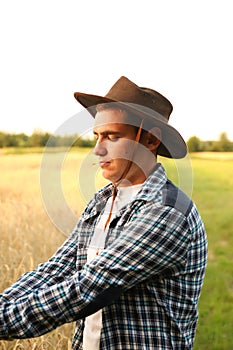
[134, 163, 167, 202]
[94, 163, 167, 206]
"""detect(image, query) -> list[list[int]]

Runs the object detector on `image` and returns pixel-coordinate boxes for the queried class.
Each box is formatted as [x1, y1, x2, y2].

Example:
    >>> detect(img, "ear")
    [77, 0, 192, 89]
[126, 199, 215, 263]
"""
[145, 127, 161, 151]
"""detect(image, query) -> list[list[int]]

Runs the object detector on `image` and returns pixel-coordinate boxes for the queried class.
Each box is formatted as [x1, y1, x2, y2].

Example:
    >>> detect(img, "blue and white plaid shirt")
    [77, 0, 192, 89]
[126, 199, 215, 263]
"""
[0, 164, 207, 349]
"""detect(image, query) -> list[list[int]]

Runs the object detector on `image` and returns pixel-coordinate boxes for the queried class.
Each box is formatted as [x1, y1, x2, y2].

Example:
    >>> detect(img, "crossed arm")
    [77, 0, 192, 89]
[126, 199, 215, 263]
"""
[0, 206, 190, 340]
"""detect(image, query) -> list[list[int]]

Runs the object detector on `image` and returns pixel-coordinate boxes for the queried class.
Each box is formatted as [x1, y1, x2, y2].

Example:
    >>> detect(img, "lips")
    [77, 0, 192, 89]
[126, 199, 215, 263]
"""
[99, 160, 111, 168]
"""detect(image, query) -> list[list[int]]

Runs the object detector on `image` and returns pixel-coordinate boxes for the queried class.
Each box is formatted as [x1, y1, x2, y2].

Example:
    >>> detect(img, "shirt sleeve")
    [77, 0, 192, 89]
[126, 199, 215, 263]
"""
[0, 205, 191, 340]
[0, 227, 78, 304]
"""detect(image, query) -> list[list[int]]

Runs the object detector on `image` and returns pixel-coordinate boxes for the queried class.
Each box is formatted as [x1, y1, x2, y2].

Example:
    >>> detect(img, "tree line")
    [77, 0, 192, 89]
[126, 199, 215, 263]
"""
[0, 130, 232, 152]
[187, 132, 233, 152]
[0, 131, 95, 148]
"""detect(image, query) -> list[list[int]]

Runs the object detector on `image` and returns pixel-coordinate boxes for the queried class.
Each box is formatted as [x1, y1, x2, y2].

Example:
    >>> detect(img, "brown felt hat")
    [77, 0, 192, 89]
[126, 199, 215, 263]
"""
[74, 76, 187, 158]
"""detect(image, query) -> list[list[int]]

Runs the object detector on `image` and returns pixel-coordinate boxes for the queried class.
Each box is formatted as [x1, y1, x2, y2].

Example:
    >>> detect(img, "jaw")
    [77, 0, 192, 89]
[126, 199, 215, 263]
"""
[101, 160, 148, 186]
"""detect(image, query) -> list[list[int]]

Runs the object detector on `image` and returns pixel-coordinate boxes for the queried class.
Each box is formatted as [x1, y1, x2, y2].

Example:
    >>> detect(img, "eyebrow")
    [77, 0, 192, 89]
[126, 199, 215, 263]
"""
[93, 130, 122, 137]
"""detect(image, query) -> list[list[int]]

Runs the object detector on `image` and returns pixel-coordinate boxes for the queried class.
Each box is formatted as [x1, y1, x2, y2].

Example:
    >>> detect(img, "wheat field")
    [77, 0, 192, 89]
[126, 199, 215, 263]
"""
[0, 152, 79, 349]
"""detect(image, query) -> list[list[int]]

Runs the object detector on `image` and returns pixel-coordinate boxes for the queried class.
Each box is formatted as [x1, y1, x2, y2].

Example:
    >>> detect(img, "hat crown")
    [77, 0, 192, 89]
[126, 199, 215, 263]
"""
[105, 76, 173, 120]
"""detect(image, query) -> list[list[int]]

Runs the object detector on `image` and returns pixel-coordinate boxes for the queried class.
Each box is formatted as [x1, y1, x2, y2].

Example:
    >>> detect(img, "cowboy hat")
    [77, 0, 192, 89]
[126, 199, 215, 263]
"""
[74, 76, 187, 158]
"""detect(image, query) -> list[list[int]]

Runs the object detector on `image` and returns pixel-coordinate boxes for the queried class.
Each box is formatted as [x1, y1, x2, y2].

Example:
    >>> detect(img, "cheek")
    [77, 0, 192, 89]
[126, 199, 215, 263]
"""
[110, 140, 135, 160]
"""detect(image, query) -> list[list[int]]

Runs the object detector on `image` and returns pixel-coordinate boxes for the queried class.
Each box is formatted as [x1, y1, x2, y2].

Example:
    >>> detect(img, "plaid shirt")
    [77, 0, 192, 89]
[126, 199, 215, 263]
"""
[0, 164, 207, 349]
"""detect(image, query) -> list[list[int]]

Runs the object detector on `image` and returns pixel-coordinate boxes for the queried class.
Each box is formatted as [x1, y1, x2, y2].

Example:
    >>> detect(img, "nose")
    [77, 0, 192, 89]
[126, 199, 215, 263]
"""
[93, 139, 107, 156]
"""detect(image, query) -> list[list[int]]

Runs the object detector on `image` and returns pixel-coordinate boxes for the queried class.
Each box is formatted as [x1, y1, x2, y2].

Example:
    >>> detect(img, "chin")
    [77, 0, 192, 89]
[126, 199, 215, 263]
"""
[101, 170, 113, 181]
[101, 171, 118, 183]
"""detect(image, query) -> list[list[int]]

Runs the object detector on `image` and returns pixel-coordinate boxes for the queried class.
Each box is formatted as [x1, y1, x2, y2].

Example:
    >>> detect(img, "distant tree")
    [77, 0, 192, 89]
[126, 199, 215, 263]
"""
[0, 132, 28, 147]
[28, 131, 51, 147]
[15, 133, 29, 147]
[40, 132, 51, 146]
[0, 132, 7, 147]
[187, 136, 203, 152]
[28, 132, 42, 147]
[5, 133, 19, 147]
[45, 135, 58, 147]
[73, 136, 95, 148]
[218, 132, 232, 151]
[202, 140, 214, 152]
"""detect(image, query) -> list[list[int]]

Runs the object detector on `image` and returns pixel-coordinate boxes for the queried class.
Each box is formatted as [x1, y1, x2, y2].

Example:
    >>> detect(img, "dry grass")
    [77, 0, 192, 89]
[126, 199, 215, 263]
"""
[191, 151, 233, 160]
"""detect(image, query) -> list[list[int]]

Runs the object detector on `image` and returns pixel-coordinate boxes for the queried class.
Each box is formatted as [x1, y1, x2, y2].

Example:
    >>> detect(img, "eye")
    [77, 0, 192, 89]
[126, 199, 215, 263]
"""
[108, 135, 119, 141]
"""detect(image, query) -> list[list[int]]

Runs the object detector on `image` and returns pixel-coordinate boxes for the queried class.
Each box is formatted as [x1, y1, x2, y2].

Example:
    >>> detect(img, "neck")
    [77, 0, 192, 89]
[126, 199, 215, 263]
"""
[114, 160, 158, 187]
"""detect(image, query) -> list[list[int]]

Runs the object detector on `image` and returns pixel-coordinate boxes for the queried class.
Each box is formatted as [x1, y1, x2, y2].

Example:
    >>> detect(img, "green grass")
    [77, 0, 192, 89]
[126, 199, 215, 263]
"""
[161, 154, 233, 349]
[191, 157, 233, 349]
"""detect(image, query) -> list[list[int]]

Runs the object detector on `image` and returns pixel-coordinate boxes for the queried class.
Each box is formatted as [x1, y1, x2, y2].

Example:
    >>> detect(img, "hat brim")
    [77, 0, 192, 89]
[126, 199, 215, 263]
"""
[74, 92, 187, 159]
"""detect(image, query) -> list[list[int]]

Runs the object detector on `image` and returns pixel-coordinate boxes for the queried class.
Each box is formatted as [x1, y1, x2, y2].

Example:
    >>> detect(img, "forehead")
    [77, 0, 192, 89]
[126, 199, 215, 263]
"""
[94, 108, 127, 125]
[93, 109, 133, 131]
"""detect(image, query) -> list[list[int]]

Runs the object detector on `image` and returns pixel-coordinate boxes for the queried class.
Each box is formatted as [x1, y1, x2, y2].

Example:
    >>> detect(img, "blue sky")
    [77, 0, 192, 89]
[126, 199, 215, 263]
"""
[0, 0, 232, 141]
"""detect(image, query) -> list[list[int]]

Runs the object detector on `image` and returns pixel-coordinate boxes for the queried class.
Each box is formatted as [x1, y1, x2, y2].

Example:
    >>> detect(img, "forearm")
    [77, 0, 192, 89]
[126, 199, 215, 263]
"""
[0, 270, 120, 340]
[0, 276, 78, 339]
[1, 229, 78, 301]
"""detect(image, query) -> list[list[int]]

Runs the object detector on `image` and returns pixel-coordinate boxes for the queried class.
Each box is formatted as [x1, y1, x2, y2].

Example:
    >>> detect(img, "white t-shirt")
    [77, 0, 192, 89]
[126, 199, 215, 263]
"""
[83, 183, 143, 350]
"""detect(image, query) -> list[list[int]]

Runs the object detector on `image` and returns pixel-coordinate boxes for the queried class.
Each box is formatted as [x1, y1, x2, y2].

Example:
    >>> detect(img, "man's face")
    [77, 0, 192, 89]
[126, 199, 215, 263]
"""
[93, 108, 156, 186]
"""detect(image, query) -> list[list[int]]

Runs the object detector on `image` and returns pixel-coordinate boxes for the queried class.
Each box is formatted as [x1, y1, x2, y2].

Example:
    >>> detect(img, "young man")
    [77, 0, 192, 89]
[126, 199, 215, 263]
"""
[0, 77, 208, 349]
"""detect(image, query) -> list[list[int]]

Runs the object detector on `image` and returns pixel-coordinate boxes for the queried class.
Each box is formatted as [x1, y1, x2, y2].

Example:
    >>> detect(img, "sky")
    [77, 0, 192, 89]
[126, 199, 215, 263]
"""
[0, 0, 233, 141]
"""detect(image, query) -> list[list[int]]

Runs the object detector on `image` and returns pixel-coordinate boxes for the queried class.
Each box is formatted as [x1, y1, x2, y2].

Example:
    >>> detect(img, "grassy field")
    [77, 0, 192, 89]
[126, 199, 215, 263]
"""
[0, 149, 232, 349]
